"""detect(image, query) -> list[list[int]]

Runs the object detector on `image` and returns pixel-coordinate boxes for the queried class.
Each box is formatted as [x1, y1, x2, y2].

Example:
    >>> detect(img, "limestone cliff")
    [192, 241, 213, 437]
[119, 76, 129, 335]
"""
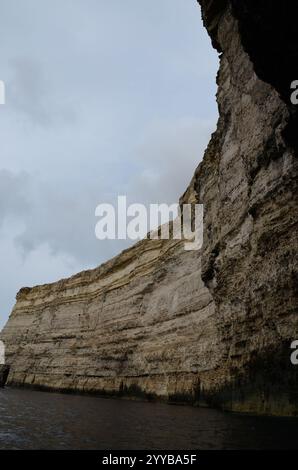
[194, 0, 298, 415]
[1, 238, 220, 400]
[1, 1, 297, 415]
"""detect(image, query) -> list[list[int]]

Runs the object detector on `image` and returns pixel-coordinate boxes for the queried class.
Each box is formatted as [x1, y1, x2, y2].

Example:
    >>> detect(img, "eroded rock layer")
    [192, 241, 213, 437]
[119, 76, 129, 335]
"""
[196, 0, 298, 414]
[1, 1, 297, 415]
[1, 239, 220, 401]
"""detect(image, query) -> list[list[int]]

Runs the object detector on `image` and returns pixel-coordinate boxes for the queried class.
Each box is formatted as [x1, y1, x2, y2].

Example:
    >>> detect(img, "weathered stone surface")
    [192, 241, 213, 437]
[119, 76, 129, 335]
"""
[195, 0, 298, 414]
[0, 1, 297, 415]
[0, 365, 10, 387]
[1, 239, 220, 402]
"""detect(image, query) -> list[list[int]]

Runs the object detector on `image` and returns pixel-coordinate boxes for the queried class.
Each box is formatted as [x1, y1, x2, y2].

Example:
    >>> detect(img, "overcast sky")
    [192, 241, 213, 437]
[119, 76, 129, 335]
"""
[0, 0, 219, 329]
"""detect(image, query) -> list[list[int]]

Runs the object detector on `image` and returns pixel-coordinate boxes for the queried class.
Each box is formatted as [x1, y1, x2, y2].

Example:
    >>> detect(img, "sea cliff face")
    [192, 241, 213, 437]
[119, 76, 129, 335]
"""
[194, 0, 298, 415]
[1, 239, 220, 401]
[1, 1, 297, 415]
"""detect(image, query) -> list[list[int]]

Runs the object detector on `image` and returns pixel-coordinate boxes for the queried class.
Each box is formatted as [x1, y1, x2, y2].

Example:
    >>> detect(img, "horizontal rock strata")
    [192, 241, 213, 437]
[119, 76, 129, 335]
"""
[196, 0, 298, 415]
[1, 239, 220, 402]
[1, 0, 297, 415]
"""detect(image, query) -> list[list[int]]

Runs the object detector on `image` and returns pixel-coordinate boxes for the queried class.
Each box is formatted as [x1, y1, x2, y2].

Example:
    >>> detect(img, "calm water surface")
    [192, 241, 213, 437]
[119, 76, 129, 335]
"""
[0, 387, 297, 450]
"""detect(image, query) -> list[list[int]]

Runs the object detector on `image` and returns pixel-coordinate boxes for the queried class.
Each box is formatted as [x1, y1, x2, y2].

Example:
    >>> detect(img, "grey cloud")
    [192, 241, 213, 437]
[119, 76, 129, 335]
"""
[7, 58, 77, 127]
[0, 169, 31, 226]
[0, 0, 219, 329]
[128, 117, 215, 205]
[9, 58, 51, 125]
[2, 170, 130, 265]
[3, 117, 214, 266]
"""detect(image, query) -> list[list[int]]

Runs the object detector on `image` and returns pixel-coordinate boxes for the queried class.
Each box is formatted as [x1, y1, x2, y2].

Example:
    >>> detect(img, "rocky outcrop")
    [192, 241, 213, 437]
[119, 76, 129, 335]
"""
[1, 1, 297, 415]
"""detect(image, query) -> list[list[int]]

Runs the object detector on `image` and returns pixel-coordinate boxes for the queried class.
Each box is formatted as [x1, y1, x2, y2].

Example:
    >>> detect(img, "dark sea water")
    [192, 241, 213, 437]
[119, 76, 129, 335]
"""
[0, 387, 297, 450]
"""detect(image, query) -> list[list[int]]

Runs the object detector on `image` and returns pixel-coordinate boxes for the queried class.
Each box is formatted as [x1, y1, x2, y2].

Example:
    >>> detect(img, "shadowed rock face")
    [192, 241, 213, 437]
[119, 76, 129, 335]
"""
[1, 1, 297, 415]
[196, 0, 298, 414]
[0, 365, 10, 387]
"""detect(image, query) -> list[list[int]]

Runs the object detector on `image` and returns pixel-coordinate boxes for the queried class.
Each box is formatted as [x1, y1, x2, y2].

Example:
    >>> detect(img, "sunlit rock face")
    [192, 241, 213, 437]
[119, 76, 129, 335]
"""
[1, 238, 220, 402]
[1, 1, 297, 415]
